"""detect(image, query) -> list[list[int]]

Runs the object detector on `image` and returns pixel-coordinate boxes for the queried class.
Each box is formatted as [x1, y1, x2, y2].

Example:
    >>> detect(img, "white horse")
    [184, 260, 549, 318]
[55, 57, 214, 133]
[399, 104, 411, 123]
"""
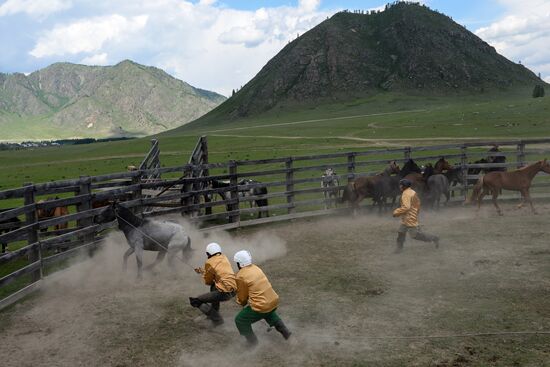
[95, 204, 192, 278]
[321, 168, 340, 209]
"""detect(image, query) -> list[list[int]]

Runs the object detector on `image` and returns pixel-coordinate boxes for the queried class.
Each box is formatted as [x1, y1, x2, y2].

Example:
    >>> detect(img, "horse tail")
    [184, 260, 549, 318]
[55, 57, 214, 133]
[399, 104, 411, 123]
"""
[467, 175, 484, 204]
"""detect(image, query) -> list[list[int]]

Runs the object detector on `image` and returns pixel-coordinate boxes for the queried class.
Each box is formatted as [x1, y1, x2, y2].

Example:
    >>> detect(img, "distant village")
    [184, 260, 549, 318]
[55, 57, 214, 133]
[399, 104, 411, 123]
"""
[0, 137, 134, 150]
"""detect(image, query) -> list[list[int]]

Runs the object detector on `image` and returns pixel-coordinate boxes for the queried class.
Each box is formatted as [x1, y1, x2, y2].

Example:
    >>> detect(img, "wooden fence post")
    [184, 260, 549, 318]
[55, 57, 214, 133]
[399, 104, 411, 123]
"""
[131, 171, 143, 216]
[181, 166, 193, 217]
[517, 142, 525, 168]
[286, 158, 294, 214]
[404, 146, 412, 160]
[347, 153, 356, 183]
[23, 183, 41, 282]
[460, 145, 468, 201]
[77, 176, 94, 253]
[200, 136, 212, 215]
[229, 161, 240, 223]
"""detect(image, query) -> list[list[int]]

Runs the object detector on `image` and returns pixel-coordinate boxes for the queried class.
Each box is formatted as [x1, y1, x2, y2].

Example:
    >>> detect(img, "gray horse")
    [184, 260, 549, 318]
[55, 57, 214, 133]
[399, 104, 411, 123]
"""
[425, 174, 450, 209]
[95, 203, 192, 278]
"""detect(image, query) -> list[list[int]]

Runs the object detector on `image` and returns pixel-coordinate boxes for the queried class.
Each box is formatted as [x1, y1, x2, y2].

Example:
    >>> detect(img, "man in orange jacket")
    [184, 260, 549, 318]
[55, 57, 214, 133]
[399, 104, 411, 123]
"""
[190, 242, 236, 326]
[393, 179, 439, 253]
[233, 250, 291, 346]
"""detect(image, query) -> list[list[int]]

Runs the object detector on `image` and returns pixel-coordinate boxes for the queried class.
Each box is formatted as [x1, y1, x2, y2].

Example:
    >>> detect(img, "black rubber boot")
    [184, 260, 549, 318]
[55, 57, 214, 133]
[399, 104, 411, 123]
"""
[273, 319, 292, 340]
[395, 232, 406, 253]
[199, 304, 224, 326]
[245, 333, 259, 346]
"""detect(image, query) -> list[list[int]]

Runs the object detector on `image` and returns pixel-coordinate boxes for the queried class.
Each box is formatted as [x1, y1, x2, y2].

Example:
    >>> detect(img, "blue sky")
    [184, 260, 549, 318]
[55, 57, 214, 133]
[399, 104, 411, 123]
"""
[0, 0, 548, 95]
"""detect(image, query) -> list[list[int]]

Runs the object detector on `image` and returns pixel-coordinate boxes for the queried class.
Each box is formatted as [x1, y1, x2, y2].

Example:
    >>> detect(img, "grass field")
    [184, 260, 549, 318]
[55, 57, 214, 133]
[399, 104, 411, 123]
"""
[1, 91, 549, 193]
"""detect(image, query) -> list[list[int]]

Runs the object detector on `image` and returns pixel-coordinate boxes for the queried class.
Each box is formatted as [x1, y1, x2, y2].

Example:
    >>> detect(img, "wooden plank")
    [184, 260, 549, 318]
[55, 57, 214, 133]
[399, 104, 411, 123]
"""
[0, 186, 28, 200]
[42, 238, 105, 265]
[35, 185, 78, 195]
[91, 181, 132, 190]
[0, 243, 39, 265]
[36, 194, 90, 210]
[37, 207, 106, 230]
[0, 260, 41, 288]
[37, 222, 116, 247]
[0, 205, 35, 222]
[0, 279, 42, 311]
[0, 222, 35, 243]
[0, 222, 22, 231]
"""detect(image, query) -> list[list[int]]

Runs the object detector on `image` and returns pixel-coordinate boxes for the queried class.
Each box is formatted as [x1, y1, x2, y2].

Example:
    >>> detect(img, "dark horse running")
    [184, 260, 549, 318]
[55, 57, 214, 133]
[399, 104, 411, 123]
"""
[95, 203, 192, 278]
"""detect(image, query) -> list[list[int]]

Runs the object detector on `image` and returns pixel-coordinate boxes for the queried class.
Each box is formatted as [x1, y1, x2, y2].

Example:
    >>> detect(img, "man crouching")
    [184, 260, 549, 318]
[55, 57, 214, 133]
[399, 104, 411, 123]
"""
[233, 250, 291, 346]
[189, 242, 236, 326]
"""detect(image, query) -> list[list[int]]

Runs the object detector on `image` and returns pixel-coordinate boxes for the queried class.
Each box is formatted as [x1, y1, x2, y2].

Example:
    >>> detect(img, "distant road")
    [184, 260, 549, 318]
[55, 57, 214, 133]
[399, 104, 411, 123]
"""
[204, 109, 429, 133]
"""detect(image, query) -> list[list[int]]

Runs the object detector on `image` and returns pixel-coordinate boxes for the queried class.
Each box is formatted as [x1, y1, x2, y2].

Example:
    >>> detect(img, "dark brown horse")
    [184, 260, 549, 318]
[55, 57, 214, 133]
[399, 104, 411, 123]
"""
[434, 157, 453, 174]
[341, 162, 400, 212]
[469, 159, 550, 215]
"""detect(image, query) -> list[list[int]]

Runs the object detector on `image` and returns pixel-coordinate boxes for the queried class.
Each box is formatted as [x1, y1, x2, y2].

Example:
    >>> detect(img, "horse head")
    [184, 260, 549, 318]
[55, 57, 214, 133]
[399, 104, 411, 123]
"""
[401, 159, 421, 177]
[541, 159, 550, 174]
[423, 163, 434, 178]
[94, 202, 116, 224]
[435, 157, 452, 172]
[388, 161, 400, 175]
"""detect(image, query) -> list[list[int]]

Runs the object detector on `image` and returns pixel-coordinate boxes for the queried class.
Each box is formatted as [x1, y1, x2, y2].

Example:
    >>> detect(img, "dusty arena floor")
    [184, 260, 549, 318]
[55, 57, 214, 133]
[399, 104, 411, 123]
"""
[1, 203, 549, 367]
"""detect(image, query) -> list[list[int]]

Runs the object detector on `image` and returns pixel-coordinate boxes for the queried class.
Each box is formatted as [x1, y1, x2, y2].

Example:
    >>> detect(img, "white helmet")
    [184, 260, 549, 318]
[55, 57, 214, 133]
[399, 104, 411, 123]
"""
[206, 242, 222, 256]
[233, 250, 252, 267]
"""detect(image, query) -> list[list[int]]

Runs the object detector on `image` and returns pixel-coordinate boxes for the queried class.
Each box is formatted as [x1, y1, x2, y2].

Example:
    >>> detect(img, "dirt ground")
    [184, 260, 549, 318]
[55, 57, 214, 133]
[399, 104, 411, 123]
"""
[1, 202, 549, 367]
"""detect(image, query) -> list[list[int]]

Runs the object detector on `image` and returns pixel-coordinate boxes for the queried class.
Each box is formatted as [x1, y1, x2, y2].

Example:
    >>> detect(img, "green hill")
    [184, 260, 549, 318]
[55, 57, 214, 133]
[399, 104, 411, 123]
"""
[185, 2, 543, 129]
[0, 60, 225, 141]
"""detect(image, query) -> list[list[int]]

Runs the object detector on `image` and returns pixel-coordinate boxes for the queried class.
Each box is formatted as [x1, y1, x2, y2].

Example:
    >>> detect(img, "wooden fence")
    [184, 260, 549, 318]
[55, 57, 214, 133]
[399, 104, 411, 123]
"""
[1, 137, 550, 309]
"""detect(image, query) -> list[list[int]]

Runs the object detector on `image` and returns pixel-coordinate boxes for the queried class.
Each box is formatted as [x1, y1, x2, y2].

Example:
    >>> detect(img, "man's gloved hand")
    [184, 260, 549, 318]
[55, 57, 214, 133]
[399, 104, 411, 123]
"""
[194, 267, 204, 274]
[189, 297, 202, 308]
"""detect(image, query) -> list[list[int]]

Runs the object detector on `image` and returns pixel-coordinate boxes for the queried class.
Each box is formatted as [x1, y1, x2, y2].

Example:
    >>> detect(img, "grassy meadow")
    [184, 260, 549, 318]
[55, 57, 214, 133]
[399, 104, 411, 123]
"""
[1, 90, 549, 194]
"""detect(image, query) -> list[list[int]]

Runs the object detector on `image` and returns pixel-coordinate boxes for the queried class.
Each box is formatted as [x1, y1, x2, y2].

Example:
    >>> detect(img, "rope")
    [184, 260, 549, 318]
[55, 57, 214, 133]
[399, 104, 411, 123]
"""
[297, 330, 550, 342]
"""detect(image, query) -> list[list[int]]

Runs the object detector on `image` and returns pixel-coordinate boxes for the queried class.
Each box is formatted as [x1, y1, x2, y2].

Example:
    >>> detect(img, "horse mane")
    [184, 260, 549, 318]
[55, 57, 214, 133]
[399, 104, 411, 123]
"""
[116, 205, 146, 228]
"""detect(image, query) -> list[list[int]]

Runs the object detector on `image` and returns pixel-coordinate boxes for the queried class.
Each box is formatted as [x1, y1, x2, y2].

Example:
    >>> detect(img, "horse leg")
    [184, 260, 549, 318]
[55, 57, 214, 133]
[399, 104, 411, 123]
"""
[135, 245, 144, 279]
[522, 189, 537, 214]
[491, 190, 503, 216]
[123, 247, 134, 273]
[476, 189, 487, 212]
[144, 251, 166, 272]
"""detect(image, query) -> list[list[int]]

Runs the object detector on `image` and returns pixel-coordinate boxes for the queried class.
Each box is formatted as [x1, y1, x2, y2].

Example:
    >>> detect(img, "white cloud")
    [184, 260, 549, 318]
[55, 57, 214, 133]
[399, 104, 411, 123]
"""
[81, 53, 109, 65]
[0, 0, 71, 17]
[30, 14, 148, 58]
[299, 0, 320, 13]
[25, 0, 334, 95]
[475, 0, 550, 80]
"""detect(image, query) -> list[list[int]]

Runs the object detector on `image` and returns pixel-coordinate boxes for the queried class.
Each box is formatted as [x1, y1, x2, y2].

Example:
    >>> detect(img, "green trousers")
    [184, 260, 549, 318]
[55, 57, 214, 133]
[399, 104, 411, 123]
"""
[235, 306, 281, 336]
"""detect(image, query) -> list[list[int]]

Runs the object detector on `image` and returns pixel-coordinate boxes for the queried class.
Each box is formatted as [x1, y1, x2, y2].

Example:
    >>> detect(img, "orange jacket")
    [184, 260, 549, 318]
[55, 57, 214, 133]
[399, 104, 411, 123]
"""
[203, 254, 237, 293]
[235, 264, 279, 313]
[393, 187, 420, 227]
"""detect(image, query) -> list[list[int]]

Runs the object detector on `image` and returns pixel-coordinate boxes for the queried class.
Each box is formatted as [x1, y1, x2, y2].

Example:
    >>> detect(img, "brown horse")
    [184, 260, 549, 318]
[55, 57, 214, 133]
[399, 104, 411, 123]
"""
[37, 197, 69, 232]
[469, 159, 550, 215]
[434, 157, 453, 174]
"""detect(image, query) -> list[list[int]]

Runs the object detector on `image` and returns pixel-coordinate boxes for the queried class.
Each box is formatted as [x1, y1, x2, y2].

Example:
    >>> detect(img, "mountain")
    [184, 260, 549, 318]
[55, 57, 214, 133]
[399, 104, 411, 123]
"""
[191, 2, 543, 124]
[0, 60, 225, 141]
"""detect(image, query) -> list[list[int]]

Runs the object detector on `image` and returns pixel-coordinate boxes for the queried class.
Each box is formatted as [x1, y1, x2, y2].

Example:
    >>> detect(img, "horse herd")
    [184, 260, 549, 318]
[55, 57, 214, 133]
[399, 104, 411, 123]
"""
[334, 157, 458, 212]
[327, 156, 550, 216]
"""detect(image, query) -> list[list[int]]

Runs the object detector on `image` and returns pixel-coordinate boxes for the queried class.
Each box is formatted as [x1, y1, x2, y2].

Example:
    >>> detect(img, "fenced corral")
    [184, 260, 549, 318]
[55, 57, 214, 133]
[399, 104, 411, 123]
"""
[1, 137, 550, 309]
